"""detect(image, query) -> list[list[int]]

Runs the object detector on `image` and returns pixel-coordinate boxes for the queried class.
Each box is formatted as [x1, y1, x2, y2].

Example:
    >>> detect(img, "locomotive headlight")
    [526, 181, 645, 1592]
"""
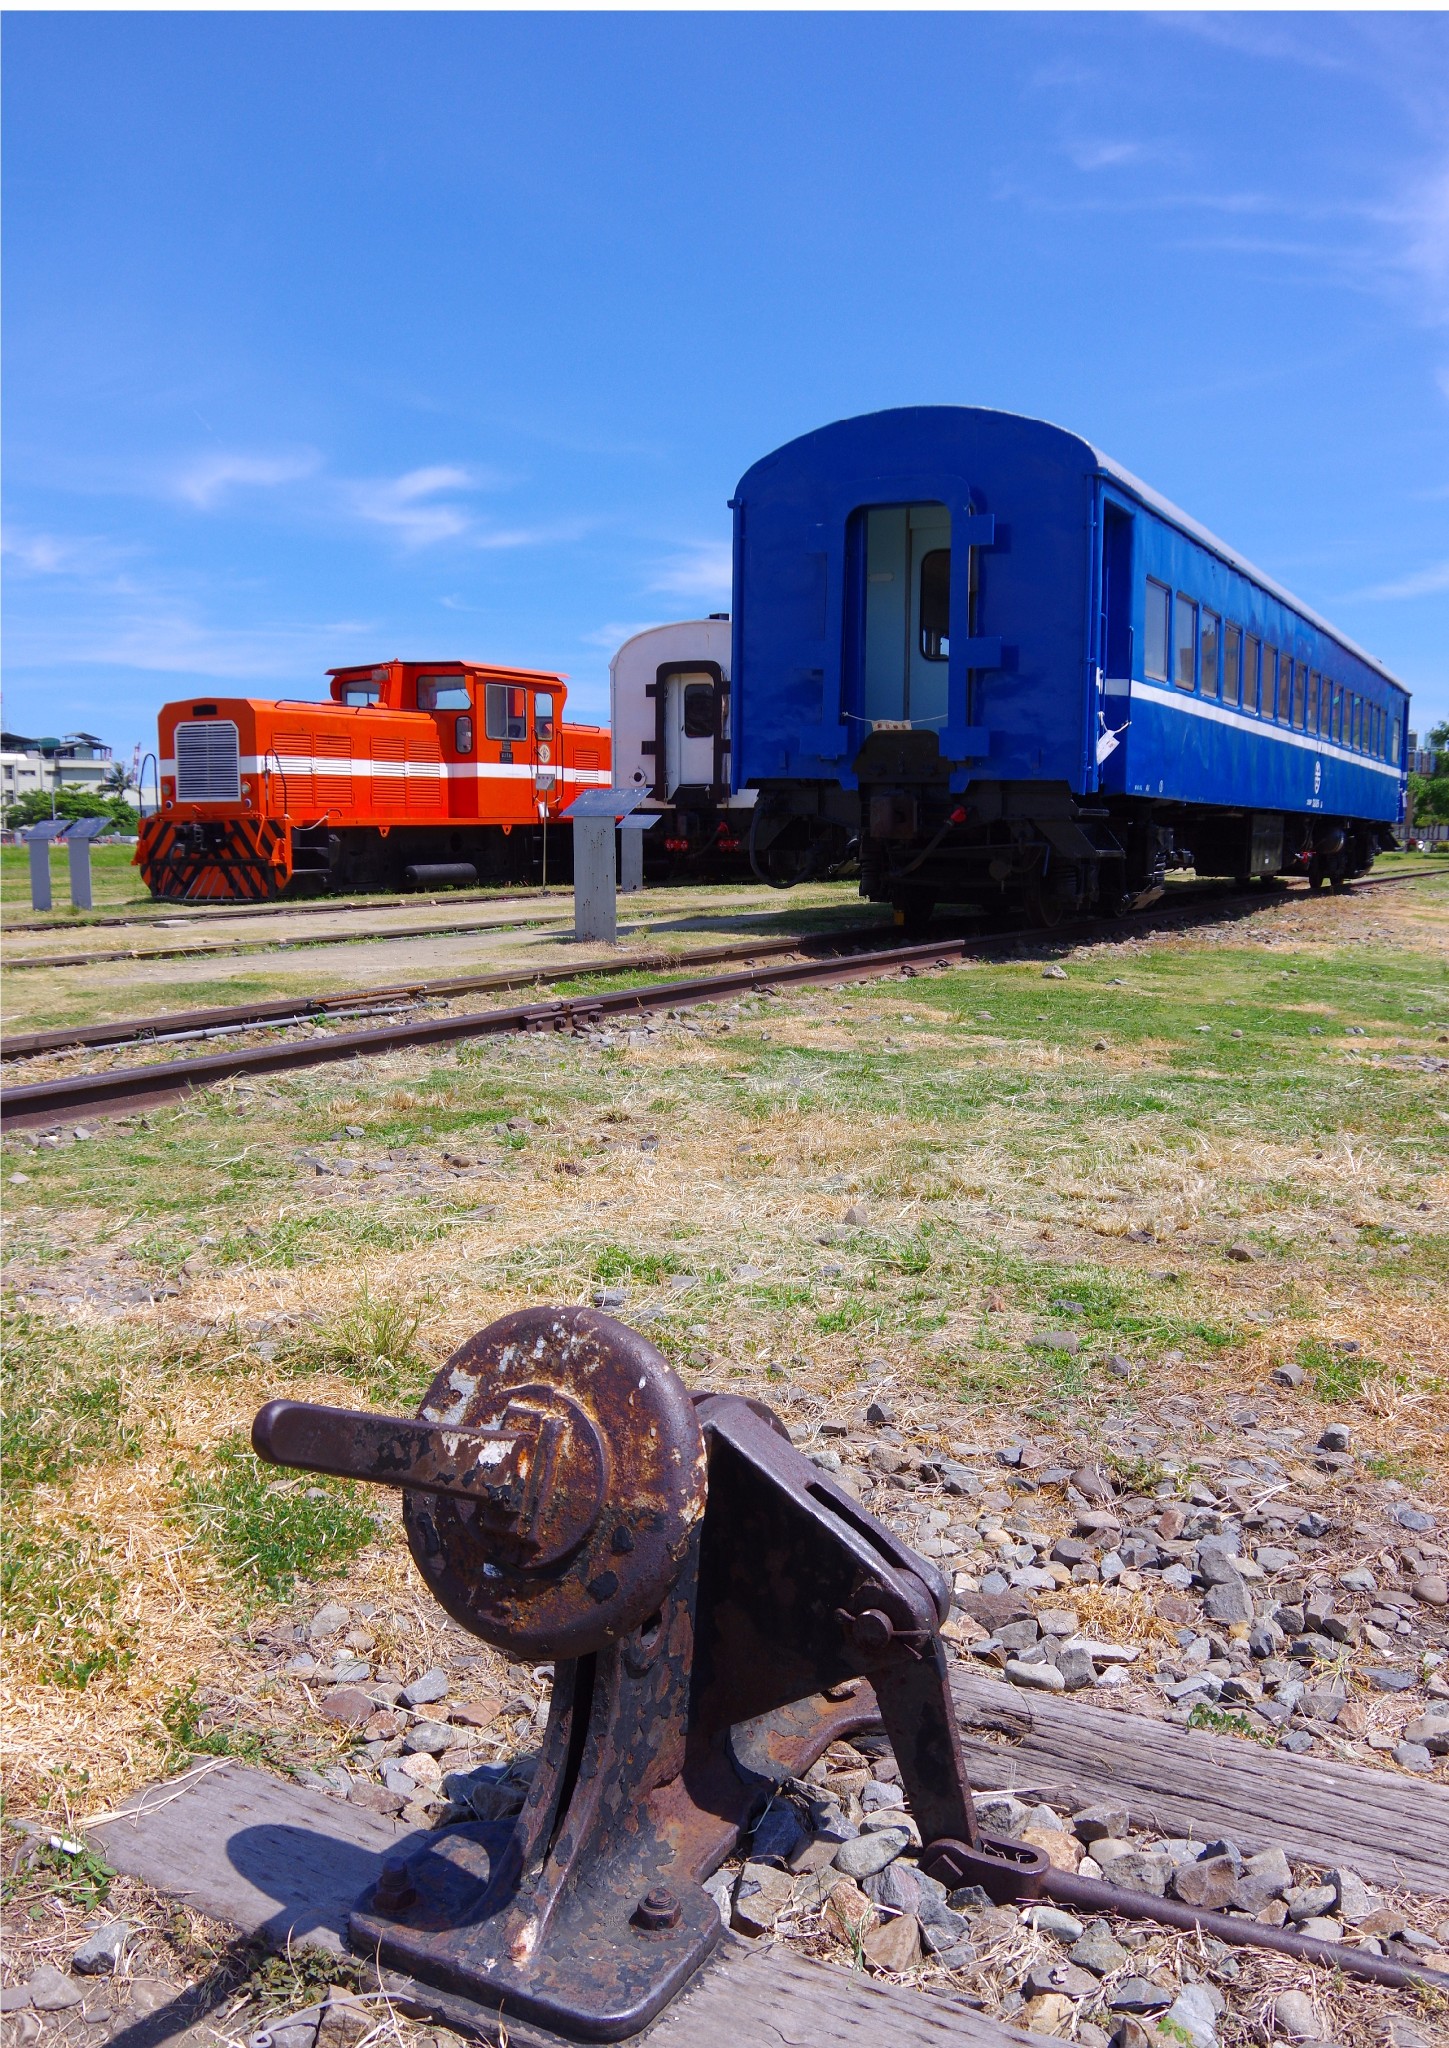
[241, 779, 252, 794]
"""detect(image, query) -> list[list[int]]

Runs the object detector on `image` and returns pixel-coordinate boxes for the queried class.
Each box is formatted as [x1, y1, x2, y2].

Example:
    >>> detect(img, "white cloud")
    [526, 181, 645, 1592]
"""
[647, 541, 732, 601]
[1067, 140, 1150, 173]
[173, 449, 322, 509]
[346, 464, 478, 548]
[580, 620, 668, 651]
[1350, 559, 1449, 601]
[1, 528, 133, 576]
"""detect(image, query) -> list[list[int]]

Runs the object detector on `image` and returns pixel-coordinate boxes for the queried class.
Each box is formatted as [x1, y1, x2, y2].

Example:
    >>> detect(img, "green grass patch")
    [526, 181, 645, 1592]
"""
[1293, 1338, 1394, 1403]
[591, 1244, 684, 1285]
[277, 1282, 428, 1401]
[0, 1833, 116, 1912]
[1, 1520, 134, 1689]
[2, 1308, 145, 1493]
[1185, 1700, 1277, 1746]
[173, 1431, 379, 1603]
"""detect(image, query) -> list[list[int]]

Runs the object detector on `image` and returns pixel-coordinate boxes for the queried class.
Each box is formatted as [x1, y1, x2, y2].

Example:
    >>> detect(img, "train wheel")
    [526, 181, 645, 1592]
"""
[1022, 882, 1067, 929]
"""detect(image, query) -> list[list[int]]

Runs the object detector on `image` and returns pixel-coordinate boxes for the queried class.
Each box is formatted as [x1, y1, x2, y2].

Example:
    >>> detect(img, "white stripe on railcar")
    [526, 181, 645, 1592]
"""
[1126, 682, 1402, 783]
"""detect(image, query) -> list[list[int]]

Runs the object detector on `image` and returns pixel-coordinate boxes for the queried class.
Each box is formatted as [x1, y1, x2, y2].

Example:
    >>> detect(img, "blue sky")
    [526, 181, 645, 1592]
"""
[4, 10, 1447, 760]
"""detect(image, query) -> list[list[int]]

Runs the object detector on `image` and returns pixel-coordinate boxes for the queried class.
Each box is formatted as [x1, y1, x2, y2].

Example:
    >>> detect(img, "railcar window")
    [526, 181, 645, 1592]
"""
[1260, 645, 1275, 718]
[1391, 713, 1402, 760]
[417, 675, 471, 711]
[455, 714, 474, 754]
[339, 683, 380, 705]
[1376, 704, 1386, 757]
[1224, 624, 1243, 707]
[1291, 663, 1307, 729]
[919, 548, 950, 661]
[1145, 581, 1171, 681]
[1173, 596, 1197, 692]
[1353, 696, 1363, 750]
[1244, 634, 1260, 711]
[1331, 684, 1342, 742]
[534, 691, 555, 742]
[1308, 673, 1321, 734]
[485, 683, 529, 741]
[1200, 610, 1221, 698]
[682, 681, 717, 737]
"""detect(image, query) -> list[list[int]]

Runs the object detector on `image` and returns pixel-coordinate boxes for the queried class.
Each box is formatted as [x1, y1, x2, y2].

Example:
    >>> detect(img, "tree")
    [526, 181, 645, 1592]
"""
[1408, 772, 1449, 827]
[0, 787, 138, 832]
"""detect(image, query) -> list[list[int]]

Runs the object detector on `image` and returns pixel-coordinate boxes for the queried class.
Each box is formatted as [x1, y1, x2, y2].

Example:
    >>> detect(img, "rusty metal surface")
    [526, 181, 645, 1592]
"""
[1043, 1868, 1449, 1993]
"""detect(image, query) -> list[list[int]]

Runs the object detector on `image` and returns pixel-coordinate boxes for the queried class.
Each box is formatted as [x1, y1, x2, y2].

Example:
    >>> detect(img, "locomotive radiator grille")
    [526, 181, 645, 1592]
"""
[175, 720, 241, 802]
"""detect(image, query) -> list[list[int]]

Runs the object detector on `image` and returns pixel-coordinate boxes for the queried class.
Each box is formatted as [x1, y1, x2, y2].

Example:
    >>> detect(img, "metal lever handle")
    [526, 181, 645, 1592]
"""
[252, 1394, 605, 1567]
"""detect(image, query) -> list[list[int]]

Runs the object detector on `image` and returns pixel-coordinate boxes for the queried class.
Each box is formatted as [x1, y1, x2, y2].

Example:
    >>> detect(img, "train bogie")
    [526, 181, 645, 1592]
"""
[731, 408, 1407, 920]
[136, 660, 610, 900]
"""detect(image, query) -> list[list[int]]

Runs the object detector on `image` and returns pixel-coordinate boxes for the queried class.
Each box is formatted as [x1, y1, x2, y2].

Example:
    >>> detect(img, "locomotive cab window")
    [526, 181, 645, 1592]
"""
[485, 683, 528, 741]
[682, 680, 717, 737]
[455, 714, 474, 755]
[339, 682, 380, 705]
[417, 675, 471, 711]
[1144, 580, 1170, 681]
[1173, 595, 1197, 692]
[919, 548, 950, 660]
[534, 692, 555, 743]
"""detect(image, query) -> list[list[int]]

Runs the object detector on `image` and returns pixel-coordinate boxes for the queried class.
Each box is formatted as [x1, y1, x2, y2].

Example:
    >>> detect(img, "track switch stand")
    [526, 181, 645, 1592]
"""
[252, 1308, 1044, 2043]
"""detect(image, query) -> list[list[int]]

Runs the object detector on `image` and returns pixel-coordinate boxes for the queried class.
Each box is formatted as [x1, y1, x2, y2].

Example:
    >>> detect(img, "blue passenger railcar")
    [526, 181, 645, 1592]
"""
[731, 407, 1408, 921]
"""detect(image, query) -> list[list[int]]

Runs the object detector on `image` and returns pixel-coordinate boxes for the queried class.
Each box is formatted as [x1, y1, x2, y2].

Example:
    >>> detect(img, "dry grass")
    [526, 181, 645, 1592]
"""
[3, 875, 1447, 1817]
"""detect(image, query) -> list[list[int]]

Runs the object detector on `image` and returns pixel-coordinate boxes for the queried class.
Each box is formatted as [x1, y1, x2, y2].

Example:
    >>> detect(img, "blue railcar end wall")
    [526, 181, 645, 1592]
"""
[732, 406, 1408, 830]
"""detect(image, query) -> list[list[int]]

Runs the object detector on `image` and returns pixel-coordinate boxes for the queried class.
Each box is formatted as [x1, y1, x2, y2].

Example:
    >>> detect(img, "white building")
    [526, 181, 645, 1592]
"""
[1, 731, 115, 808]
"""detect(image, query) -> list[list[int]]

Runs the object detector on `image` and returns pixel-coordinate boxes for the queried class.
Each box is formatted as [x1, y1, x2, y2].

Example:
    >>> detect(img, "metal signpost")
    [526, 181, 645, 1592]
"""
[561, 788, 656, 943]
[64, 815, 111, 911]
[618, 810, 654, 894]
[21, 820, 69, 912]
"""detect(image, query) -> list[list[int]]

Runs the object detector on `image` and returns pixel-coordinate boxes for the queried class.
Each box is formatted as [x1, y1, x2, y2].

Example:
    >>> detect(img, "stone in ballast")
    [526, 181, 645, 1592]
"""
[731, 1862, 795, 1936]
[71, 1922, 131, 1975]
[1271, 1989, 1322, 2040]
[833, 1827, 912, 1878]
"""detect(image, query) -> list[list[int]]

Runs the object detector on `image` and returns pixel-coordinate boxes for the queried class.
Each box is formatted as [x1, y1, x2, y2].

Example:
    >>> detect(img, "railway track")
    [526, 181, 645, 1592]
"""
[3, 882, 562, 936]
[2, 867, 1440, 1131]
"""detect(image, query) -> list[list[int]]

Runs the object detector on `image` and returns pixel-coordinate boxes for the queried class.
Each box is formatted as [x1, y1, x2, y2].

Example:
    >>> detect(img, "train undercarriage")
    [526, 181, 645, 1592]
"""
[747, 769, 1393, 928]
[136, 816, 571, 902]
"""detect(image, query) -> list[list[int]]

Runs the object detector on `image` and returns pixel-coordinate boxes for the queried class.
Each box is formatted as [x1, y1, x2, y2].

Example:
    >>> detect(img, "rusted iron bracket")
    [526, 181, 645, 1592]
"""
[253, 1309, 1039, 2041]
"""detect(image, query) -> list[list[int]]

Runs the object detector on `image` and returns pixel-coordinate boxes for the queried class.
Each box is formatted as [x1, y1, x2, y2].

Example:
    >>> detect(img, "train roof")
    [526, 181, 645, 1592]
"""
[740, 406, 1404, 694]
[326, 659, 568, 682]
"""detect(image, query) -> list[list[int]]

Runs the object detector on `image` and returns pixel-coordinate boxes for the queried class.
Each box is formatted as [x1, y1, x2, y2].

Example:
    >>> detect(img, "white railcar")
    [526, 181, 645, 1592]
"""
[608, 618, 754, 872]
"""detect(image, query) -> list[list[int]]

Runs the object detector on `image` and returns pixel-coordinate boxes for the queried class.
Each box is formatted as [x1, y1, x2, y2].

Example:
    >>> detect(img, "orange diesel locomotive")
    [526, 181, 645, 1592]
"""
[135, 660, 612, 900]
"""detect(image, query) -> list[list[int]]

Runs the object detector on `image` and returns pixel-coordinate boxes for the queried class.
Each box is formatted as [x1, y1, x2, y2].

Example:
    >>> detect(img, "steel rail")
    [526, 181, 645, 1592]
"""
[1, 927, 889, 1060]
[3, 866, 1442, 1131]
[7, 864, 1440, 1062]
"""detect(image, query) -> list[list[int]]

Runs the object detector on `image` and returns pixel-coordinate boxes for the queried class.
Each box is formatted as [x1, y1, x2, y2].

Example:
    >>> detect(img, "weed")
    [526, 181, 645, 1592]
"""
[1, 1834, 116, 1911]
[1103, 1451, 1167, 1494]
[592, 1244, 682, 1284]
[1, 1519, 133, 1688]
[1294, 1338, 1391, 1403]
[160, 1679, 272, 1768]
[1362, 1450, 1429, 1487]
[1185, 1700, 1277, 1747]
[173, 1432, 379, 1603]
[281, 1282, 427, 1398]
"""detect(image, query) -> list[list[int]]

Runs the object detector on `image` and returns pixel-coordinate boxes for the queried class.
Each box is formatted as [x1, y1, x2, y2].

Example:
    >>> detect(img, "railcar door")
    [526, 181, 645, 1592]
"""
[862, 504, 951, 726]
[1098, 503, 1135, 769]
[661, 671, 720, 797]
